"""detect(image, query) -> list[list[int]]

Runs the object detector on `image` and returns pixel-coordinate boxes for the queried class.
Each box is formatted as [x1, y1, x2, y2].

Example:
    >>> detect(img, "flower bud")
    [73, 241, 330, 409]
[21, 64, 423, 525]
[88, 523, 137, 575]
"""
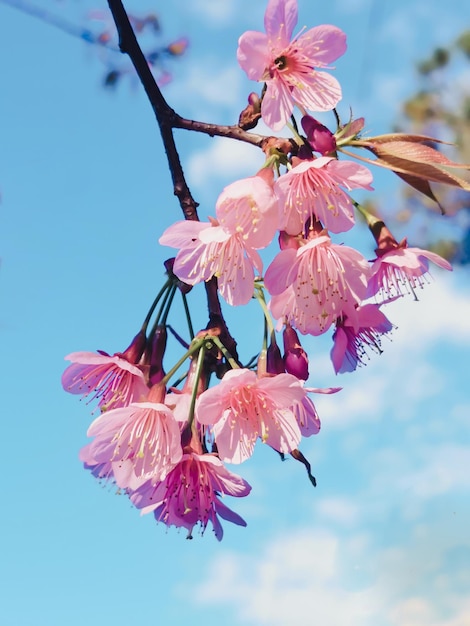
[266, 338, 285, 375]
[301, 115, 336, 155]
[117, 330, 147, 364]
[283, 324, 309, 380]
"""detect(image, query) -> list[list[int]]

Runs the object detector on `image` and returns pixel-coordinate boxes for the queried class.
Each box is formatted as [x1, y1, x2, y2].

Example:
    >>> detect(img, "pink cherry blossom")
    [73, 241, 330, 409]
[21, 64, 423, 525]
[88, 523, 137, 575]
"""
[275, 157, 373, 235]
[367, 246, 452, 298]
[215, 171, 279, 249]
[79, 442, 146, 491]
[159, 174, 280, 306]
[160, 219, 262, 305]
[265, 234, 370, 335]
[290, 386, 340, 436]
[131, 452, 251, 540]
[195, 368, 306, 463]
[237, 0, 347, 130]
[62, 351, 149, 411]
[85, 385, 183, 488]
[331, 304, 394, 374]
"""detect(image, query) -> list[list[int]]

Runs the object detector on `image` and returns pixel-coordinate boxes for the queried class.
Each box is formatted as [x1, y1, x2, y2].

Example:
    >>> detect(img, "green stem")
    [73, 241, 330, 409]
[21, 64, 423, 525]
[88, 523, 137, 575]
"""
[161, 337, 205, 386]
[254, 286, 276, 336]
[141, 278, 171, 332]
[186, 343, 207, 429]
[209, 335, 240, 370]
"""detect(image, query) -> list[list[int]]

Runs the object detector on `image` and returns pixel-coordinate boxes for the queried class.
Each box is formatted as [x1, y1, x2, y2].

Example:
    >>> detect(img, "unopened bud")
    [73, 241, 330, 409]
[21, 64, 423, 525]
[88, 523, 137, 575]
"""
[283, 324, 309, 380]
[301, 115, 336, 155]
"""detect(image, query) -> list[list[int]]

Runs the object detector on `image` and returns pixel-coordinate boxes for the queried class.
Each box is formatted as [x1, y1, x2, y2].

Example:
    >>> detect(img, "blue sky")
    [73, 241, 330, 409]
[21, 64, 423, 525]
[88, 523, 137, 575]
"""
[1, 1, 469, 625]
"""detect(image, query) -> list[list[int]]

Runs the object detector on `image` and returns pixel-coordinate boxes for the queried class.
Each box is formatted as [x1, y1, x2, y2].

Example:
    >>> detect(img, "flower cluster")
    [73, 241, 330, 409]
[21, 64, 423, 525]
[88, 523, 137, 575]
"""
[64, 0, 460, 540]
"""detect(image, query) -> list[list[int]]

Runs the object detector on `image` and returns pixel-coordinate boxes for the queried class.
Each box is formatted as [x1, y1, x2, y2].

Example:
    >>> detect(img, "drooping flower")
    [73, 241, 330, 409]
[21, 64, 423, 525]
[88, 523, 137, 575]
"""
[131, 452, 251, 541]
[331, 304, 394, 374]
[290, 386, 340, 436]
[274, 156, 373, 235]
[367, 222, 452, 298]
[265, 233, 370, 335]
[195, 368, 306, 463]
[84, 383, 183, 488]
[237, 0, 347, 130]
[159, 173, 279, 306]
[215, 170, 279, 248]
[62, 331, 149, 411]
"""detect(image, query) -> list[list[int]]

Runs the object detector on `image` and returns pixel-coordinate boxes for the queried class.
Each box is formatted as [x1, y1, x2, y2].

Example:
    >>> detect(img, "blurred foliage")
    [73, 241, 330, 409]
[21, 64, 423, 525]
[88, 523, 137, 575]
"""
[370, 30, 470, 265]
[0, 0, 188, 88]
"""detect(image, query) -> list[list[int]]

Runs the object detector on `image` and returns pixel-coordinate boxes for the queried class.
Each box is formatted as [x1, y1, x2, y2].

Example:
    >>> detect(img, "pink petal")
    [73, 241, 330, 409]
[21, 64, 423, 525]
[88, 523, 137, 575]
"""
[264, 248, 297, 295]
[292, 70, 342, 112]
[296, 25, 347, 65]
[237, 31, 269, 81]
[264, 0, 298, 45]
[159, 220, 207, 247]
[261, 80, 295, 131]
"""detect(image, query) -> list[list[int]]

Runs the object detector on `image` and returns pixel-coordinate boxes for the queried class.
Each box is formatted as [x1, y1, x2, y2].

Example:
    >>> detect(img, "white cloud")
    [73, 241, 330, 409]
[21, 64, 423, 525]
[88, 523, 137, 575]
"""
[316, 496, 361, 526]
[187, 0, 238, 26]
[193, 519, 470, 626]
[181, 63, 244, 110]
[186, 137, 264, 192]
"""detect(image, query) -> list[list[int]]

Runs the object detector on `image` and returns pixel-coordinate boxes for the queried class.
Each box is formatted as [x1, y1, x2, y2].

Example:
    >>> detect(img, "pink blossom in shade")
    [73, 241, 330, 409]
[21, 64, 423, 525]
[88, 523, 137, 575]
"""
[331, 304, 394, 374]
[62, 351, 149, 411]
[79, 442, 146, 491]
[131, 452, 252, 540]
[290, 386, 341, 436]
[367, 246, 452, 299]
[274, 157, 373, 235]
[195, 368, 306, 464]
[237, 0, 347, 131]
[159, 219, 263, 306]
[265, 235, 370, 335]
[215, 171, 280, 249]
[85, 385, 183, 488]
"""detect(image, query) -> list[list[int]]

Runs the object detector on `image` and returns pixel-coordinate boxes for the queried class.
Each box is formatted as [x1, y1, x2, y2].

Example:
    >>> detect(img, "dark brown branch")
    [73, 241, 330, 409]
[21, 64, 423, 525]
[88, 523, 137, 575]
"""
[173, 116, 297, 155]
[107, 0, 199, 221]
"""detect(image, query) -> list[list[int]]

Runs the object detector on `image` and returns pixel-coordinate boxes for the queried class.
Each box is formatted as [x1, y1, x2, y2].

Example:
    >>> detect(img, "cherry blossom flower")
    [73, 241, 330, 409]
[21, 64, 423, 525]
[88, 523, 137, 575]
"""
[84, 384, 183, 488]
[331, 304, 394, 374]
[79, 442, 146, 491]
[62, 332, 149, 411]
[195, 368, 306, 463]
[237, 0, 346, 130]
[159, 173, 279, 306]
[367, 223, 452, 298]
[265, 234, 370, 335]
[131, 452, 251, 540]
[215, 170, 279, 249]
[275, 156, 373, 235]
[290, 386, 340, 436]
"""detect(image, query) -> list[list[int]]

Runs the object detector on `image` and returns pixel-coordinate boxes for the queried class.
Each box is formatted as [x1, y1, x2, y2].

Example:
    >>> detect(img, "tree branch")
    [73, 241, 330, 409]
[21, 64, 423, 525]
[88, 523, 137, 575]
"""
[107, 0, 199, 220]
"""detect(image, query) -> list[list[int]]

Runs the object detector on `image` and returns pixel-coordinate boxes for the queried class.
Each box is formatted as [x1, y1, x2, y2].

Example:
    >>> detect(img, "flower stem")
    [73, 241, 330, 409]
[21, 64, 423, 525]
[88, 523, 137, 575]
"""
[186, 342, 207, 429]
[141, 278, 172, 332]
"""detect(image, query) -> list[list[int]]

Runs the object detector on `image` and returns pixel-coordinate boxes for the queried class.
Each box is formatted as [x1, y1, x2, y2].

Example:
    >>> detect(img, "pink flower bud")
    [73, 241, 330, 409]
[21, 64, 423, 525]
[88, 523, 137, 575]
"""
[283, 324, 309, 380]
[301, 115, 337, 155]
